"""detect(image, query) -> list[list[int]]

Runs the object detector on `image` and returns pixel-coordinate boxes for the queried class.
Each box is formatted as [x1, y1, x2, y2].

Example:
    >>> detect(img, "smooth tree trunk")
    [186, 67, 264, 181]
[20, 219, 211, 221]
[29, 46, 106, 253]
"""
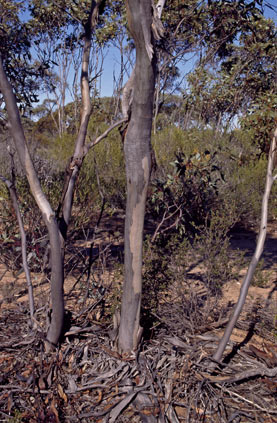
[60, 0, 101, 237]
[58, 0, 126, 240]
[212, 128, 277, 363]
[118, 0, 156, 353]
[0, 56, 64, 348]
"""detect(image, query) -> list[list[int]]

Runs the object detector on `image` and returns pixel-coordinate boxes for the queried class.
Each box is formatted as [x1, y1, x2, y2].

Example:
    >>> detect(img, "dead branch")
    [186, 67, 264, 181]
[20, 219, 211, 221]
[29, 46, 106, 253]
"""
[202, 365, 277, 384]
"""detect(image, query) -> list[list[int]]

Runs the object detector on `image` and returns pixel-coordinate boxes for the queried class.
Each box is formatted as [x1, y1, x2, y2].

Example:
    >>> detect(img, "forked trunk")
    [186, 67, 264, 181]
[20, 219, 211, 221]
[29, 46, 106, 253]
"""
[59, 0, 102, 237]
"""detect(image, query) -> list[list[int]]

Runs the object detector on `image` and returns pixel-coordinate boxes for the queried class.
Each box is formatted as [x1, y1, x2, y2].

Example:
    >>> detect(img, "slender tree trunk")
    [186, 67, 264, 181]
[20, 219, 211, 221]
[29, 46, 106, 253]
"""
[61, 1, 100, 231]
[0, 175, 35, 319]
[0, 55, 64, 348]
[118, 0, 156, 353]
[212, 128, 277, 363]
[57, 0, 126, 243]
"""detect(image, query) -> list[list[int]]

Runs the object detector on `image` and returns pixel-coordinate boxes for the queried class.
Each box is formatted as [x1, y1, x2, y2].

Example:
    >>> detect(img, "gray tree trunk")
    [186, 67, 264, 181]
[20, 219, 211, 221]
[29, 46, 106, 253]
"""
[118, 0, 156, 353]
[0, 56, 64, 348]
[60, 0, 101, 236]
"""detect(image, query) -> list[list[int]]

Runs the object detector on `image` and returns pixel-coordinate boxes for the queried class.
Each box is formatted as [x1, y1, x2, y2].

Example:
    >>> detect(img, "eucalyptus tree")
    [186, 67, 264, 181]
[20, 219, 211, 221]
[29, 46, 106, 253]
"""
[183, 10, 276, 131]
[0, 0, 125, 349]
[0, 55, 65, 348]
[117, 0, 165, 354]
[0, 0, 66, 348]
[117, 0, 275, 355]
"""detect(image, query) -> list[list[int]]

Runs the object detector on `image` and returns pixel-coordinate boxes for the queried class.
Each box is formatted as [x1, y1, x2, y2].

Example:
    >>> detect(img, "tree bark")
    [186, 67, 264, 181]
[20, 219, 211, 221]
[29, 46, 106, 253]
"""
[0, 55, 64, 348]
[212, 128, 277, 363]
[60, 0, 101, 235]
[118, 0, 156, 353]
[57, 0, 126, 241]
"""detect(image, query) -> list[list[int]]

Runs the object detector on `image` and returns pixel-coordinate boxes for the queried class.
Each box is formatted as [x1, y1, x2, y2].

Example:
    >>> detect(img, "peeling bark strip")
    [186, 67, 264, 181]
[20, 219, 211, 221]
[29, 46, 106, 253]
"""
[118, 0, 156, 353]
[0, 56, 64, 348]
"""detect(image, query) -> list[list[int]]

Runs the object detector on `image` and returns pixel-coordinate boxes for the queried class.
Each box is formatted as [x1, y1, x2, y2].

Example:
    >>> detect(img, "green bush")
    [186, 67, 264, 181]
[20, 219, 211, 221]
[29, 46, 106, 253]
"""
[148, 148, 225, 237]
[194, 207, 245, 293]
[226, 157, 276, 227]
[76, 130, 126, 210]
[151, 125, 276, 232]
[47, 132, 76, 170]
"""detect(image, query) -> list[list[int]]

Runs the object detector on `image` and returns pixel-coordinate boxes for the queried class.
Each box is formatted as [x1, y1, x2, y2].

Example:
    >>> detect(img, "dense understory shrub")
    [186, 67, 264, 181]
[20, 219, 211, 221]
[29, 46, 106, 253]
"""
[76, 133, 126, 211]
[151, 127, 276, 234]
[2, 118, 276, 288]
[226, 157, 277, 227]
[148, 148, 225, 238]
[194, 207, 245, 293]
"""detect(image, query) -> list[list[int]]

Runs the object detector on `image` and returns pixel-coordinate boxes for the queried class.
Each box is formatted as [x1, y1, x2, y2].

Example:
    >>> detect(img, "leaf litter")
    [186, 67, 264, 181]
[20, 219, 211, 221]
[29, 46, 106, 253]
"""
[0, 220, 276, 422]
[0, 283, 276, 423]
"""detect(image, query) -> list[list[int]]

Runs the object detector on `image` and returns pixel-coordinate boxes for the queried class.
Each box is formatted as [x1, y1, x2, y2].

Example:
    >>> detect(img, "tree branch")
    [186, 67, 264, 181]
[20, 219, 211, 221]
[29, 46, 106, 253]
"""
[0, 174, 35, 319]
[212, 127, 277, 363]
[86, 118, 127, 151]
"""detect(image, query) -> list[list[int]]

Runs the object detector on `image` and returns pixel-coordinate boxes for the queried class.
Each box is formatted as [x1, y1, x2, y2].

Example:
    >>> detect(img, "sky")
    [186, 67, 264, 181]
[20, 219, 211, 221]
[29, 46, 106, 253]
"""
[32, 1, 276, 107]
[99, 2, 276, 98]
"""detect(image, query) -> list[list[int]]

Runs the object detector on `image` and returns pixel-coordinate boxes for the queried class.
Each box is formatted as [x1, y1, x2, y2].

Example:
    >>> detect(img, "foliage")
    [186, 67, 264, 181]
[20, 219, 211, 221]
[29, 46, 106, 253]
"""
[182, 12, 276, 131]
[227, 156, 277, 226]
[47, 133, 76, 170]
[149, 147, 225, 237]
[142, 235, 176, 313]
[194, 208, 243, 293]
[0, 192, 23, 271]
[0, 0, 44, 109]
[241, 90, 277, 154]
[251, 258, 270, 288]
[153, 125, 189, 169]
[152, 125, 276, 233]
[77, 128, 125, 210]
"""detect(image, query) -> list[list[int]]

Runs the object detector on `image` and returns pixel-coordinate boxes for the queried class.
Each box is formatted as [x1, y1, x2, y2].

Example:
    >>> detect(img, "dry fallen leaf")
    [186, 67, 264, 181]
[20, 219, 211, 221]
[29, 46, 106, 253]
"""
[38, 375, 46, 390]
[57, 383, 68, 403]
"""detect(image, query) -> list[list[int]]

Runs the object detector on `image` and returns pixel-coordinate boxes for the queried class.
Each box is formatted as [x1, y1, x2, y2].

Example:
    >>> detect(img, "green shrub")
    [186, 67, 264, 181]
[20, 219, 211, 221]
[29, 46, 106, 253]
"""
[76, 130, 126, 210]
[227, 157, 276, 227]
[47, 132, 76, 170]
[194, 207, 244, 293]
[148, 148, 225, 237]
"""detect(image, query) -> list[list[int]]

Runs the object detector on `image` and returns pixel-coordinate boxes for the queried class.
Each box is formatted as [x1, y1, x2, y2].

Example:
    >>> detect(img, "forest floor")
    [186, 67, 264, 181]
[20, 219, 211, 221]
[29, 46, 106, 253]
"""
[0, 214, 276, 422]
